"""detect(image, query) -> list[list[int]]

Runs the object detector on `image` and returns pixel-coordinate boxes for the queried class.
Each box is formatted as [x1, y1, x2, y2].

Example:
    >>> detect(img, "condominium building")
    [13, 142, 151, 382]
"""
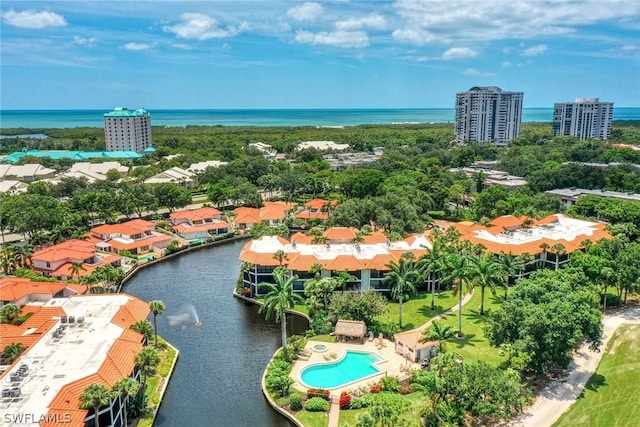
[455, 86, 524, 146]
[552, 98, 613, 140]
[0, 294, 150, 427]
[104, 107, 152, 153]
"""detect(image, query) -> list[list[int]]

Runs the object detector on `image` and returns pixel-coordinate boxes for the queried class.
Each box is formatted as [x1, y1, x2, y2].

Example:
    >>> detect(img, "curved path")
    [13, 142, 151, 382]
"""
[513, 305, 640, 427]
[326, 290, 475, 427]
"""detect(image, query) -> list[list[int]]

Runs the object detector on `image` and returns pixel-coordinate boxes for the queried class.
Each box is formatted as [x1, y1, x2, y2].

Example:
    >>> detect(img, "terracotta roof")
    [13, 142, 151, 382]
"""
[361, 232, 388, 244]
[170, 207, 222, 222]
[323, 227, 357, 241]
[91, 218, 156, 236]
[234, 207, 261, 225]
[259, 201, 293, 221]
[107, 234, 171, 251]
[394, 328, 437, 350]
[49, 262, 98, 278]
[304, 198, 338, 210]
[173, 221, 229, 234]
[290, 232, 313, 245]
[0, 277, 66, 301]
[364, 253, 398, 271]
[488, 215, 524, 229]
[294, 211, 329, 220]
[325, 254, 363, 271]
[287, 254, 321, 272]
[33, 239, 97, 263]
[111, 296, 151, 329]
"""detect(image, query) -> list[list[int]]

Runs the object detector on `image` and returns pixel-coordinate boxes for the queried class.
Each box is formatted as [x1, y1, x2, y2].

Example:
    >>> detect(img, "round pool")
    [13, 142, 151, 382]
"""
[311, 344, 328, 353]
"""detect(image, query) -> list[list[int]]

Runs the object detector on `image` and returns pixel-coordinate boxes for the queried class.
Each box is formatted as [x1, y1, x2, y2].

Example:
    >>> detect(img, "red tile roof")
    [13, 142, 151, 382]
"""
[33, 239, 97, 263]
[91, 219, 156, 236]
[0, 277, 66, 301]
[170, 207, 222, 222]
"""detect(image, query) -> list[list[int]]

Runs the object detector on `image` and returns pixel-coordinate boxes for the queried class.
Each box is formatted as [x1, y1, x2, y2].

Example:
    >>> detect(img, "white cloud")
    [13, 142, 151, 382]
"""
[286, 2, 324, 22]
[123, 42, 153, 51]
[392, 27, 436, 45]
[392, 0, 640, 44]
[2, 9, 66, 29]
[501, 61, 512, 67]
[73, 36, 97, 47]
[521, 44, 547, 56]
[164, 13, 247, 40]
[621, 44, 638, 51]
[335, 14, 387, 31]
[442, 47, 477, 60]
[295, 30, 369, 48]
[462, 68, 495, 76]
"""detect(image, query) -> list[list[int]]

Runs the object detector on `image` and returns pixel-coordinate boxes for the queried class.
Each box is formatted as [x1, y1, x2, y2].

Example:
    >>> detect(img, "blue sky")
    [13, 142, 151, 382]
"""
[1, 0, 639, 109]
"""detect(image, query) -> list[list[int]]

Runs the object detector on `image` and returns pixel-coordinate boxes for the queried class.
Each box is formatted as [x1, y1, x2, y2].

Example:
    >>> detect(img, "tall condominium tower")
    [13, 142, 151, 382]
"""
[455, 86, 524, 146]
[104, 107, 152, 152]
[552, 98, 613, 140]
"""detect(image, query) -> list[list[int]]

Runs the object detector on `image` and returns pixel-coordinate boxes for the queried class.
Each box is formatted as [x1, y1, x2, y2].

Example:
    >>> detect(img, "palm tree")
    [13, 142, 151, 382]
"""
[550, 243, 566, 270]
[80, 383, 113, 427]
[112, 377, 140, 427]
[259, 266, 303, 352]
[599, 266, 615, 313]
[443, 252, 472, 338]
[70, 261, 87, 280]
[384, 252, 418, 329]
[417, 238, 447, 311]
[0, 245, 18, 275]
[498, 253, 515, 300]
[130, 320, 154, 344]
[468, 252, 504, 315]
[135, 346, 160, 384]
[1, 342, 26, 364]
[0, 303, 21, 324]
[13, 244, 33, 268]
[421, 320, 454, 353]
[149, 300, 166, 347]
[272, 249, 288, 266]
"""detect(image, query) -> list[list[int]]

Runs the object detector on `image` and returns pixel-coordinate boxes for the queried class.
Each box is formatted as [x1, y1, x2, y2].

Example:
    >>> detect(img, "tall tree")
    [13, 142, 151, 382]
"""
[384, 252, 418, 329]
[135, 346, 160, 384]
[112, 377, 140, 427]
[443, 251, 472, 338]
[70, 261, 87, 281]
[272, 249, 288, 266]
[422, 320, 454, 353]
[468, 252, 504, 315]
[259, 266, 303, 352]
[149, 300, 166, 347]
[417, 237, 447, 311]
[131, 320, 154, 344]
[80, 383, 113, 427]
[0, 303, 21, 324]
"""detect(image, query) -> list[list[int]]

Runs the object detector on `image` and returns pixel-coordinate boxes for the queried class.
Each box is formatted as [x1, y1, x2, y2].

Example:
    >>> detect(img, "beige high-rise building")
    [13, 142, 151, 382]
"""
[103, 107, 152, 152]
[552, 98, 613, 140]
[455, 86, 523, 146]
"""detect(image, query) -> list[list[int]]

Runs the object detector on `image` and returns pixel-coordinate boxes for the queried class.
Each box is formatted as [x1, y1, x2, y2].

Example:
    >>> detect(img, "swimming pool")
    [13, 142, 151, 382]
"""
[299, 350, 385, 389]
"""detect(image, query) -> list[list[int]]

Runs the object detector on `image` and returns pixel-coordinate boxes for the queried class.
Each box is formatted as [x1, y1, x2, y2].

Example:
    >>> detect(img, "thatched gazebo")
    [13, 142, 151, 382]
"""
[334, 319, 367, 343]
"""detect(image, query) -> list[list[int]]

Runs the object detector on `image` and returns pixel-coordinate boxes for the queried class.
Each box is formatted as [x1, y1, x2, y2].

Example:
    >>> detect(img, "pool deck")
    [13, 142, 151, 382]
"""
[289, 337, 418, 397]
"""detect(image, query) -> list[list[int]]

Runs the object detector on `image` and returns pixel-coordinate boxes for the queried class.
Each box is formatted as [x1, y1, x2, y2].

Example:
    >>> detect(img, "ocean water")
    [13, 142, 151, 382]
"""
[0, 108, 638, 129]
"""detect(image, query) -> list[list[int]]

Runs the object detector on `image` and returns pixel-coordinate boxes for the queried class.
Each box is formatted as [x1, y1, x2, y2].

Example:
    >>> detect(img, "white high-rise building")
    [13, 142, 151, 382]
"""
[552, 98, 613, 140]
[103, 107, 152, 152]
[455, 86, 524, 146]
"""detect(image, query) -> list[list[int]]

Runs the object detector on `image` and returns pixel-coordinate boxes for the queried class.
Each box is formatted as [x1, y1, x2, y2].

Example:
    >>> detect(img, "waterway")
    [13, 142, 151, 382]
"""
[122, 239, 307, 427]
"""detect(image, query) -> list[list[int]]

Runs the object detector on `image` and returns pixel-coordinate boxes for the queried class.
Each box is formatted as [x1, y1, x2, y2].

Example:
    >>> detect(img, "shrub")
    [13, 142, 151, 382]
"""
[349, 397, 366, 409]
[339, 391, 351, 410]
[305, 397, 330, 412]
[369, 384, 382, 393]
[306, 388, 330, 401]
[379, 376, 401, 393]
[289, 393, 303, 411]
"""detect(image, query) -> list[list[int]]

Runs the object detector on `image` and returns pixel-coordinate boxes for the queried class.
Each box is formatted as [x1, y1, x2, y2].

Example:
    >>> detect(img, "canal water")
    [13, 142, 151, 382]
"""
[122, 239, 307, 427]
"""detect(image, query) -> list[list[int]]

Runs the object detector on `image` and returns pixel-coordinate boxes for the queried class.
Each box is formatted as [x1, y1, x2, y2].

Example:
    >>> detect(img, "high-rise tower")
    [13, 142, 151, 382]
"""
[103, 107, 152, 153]
[552, 98, 613, 140]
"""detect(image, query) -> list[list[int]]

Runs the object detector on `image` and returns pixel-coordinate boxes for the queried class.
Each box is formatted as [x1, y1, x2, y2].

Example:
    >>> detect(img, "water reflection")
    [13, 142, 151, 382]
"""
[123, 240, 305, 427]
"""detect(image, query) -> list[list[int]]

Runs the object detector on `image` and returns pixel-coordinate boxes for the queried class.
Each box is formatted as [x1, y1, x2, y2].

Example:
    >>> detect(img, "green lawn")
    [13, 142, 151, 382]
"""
[338, 392, 427, 426]
[434, 289, 506, 366]
[295, 411, 329, 427]
[554, 324, 640, 427]
[378, 290, 458, 331]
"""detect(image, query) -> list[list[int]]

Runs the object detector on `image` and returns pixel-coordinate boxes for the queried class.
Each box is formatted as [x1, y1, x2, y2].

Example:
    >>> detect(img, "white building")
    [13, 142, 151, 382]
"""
[144, 166, 195, 188]
[297, 141, 350, 151]
[553, 98, 613, 140]
[103, 107, 152, 153]
[455, 86, 523, 146]
[546, 187, 640, 209]
[0, 294, 150, 427]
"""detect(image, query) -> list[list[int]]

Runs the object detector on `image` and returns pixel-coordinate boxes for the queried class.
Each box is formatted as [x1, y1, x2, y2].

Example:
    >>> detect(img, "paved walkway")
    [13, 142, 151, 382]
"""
[325, 290, 475, 427]
[513, 305, 640, 427]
